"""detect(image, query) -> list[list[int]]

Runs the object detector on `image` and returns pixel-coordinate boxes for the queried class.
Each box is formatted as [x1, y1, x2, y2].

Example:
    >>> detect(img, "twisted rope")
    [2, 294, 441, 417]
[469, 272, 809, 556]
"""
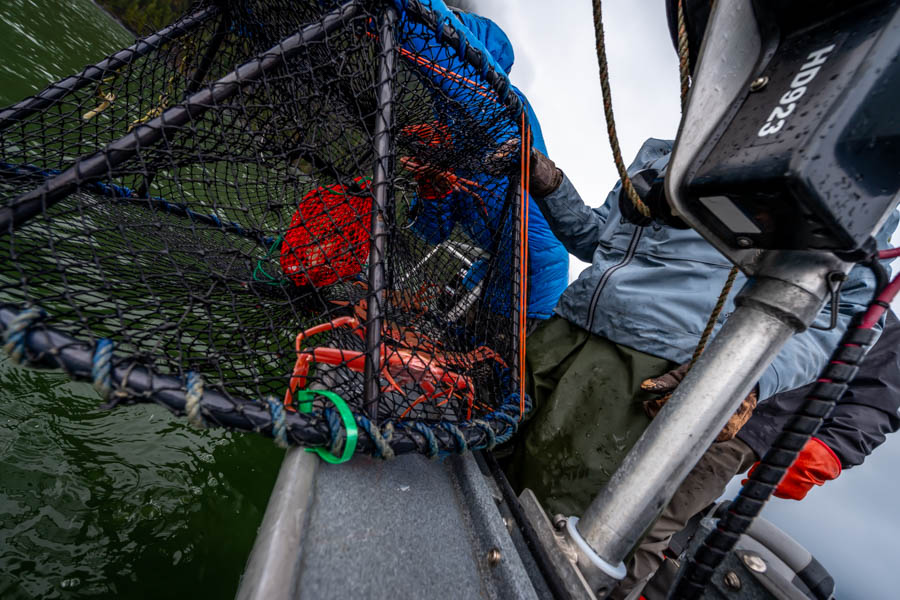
[357, 415, 395, 460]
[592, 0, 650, 219]
[185, 371, 204, 428]
[670, 0, 740, 370]
[676, 0, 690, 110]
[592, 0, 730, 369]
[412, 421, 439, 459]
[325, 407, 346, 456]
[441, 422, 468, 454]
[266, 397, 289, 448]
[688, 266, 739, 369]
[492, 392, 532, 446]
[2, 308, 45, 365]
[91, 338, 114, 400]
[491, 411, 520, 445]
[471, 419, 497, 451]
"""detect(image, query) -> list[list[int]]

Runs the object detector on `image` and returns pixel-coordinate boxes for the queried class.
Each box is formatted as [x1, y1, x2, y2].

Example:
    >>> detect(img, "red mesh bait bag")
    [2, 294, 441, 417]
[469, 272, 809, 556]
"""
[280, 178, 373, 287]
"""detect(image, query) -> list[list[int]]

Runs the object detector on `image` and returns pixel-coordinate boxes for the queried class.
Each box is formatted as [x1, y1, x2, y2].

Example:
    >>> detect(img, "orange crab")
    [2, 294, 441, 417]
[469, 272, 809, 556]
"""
[283, 302, 506, 420]
[399, 156, 489, 214]
[399, 121, 490, 219]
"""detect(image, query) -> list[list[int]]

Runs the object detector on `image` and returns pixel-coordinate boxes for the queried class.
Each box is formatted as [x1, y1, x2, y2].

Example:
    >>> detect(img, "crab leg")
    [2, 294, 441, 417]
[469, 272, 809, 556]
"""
[287, 302, 507, 420]
[285, 316, 361, 408]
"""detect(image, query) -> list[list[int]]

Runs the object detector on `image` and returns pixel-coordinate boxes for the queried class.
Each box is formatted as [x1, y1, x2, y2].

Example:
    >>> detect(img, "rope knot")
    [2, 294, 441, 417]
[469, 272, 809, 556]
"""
[91, 338, 114, 400]
[325, 407, 346, 456]
[3, 307, 46, 365]
[185, 371, 205, 428]
[441, 422, 468, 454]
[357, 415, 395, 460]
[471, 419, 497, 451]
[266, 397, 289, 448]
[412, 421, 439, 459]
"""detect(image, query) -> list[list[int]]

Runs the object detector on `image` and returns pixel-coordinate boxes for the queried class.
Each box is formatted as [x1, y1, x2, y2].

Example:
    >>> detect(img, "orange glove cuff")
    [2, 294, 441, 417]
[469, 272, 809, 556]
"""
[741, 437, 841, 501]
[809, 437, 842, 476]
[775, 437, 841, 500]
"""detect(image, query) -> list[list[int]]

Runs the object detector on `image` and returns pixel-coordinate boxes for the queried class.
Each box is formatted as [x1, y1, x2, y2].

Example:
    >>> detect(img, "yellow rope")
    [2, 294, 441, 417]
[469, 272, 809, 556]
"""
[594, 0, 738, 364]
[689, 266, 739, 368]
[592, 0, 650, 218]
[676, 0, 691, 110]
[676, 0, 739, 365]
[82, 77, 116, 121]
[129, 37, 197, 131]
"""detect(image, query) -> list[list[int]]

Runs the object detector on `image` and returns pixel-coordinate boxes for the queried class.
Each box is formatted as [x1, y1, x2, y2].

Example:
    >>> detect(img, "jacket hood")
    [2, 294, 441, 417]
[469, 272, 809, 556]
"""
[456, 12, 514, 74]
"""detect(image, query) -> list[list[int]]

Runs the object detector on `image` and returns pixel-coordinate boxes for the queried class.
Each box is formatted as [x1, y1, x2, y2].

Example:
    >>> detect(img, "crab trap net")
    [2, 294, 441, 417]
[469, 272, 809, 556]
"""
[0, 0, 534, 459]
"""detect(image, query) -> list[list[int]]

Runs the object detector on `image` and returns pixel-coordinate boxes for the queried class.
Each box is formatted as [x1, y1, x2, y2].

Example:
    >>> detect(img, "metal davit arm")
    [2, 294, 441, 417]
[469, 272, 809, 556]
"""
[565, 250, 849, 597]
[566, 0, 900, 594]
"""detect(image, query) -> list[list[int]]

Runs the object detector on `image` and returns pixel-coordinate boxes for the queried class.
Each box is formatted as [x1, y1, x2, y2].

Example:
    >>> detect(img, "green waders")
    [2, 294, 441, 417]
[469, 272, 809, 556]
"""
[507, 316, 678, 517]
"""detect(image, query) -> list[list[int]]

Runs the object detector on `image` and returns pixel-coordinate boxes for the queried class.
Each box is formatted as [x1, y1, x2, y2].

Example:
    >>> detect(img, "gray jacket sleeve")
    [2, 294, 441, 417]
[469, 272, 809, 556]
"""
[740, 311, 900, 468]
[530, 138, 675, 263]
[531, 173, 611, 264]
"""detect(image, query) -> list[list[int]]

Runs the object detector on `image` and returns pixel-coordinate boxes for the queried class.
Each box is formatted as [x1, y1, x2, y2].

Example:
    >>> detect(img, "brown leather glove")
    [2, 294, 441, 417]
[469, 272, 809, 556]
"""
[487, 141, 563, 197]
[528, 147, 563, 197]
[641, 362, 758, 442]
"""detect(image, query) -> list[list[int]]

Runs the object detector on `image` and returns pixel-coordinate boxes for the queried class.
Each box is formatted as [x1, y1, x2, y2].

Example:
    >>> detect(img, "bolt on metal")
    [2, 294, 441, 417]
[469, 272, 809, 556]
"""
[724, 570, 742, 590]
[552, 514, 567, 532]
[487, 548, 502, 567]
[749, 76, 769, 91]
[742, 552, 767, 573]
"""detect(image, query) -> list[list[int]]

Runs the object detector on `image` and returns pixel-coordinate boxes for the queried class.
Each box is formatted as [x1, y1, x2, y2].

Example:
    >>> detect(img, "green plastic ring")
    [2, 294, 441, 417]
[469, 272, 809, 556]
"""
[295, 390, 358, 464]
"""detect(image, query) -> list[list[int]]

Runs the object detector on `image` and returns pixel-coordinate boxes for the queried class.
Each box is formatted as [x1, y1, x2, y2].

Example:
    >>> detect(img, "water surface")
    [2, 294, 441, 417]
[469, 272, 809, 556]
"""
[0, 2, 284, 597]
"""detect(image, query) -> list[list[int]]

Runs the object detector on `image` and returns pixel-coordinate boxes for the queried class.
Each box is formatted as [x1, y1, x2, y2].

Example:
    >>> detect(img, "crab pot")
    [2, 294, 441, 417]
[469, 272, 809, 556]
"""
[0, 0, 530, 457]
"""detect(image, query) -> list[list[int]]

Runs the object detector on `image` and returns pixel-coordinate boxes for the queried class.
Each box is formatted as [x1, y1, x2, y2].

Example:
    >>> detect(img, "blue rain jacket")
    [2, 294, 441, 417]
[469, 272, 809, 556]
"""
[536, 138, 898, 401]
[397, 6, 569, 319]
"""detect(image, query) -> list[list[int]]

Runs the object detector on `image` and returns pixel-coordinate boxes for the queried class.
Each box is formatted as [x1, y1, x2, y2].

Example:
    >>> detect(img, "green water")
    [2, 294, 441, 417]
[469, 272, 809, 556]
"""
[0, 1, 285, 598]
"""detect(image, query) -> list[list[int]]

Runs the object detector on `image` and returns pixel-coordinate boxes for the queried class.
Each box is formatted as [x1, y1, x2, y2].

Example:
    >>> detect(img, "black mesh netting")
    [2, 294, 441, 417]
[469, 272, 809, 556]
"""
[0, 0, 532, 457]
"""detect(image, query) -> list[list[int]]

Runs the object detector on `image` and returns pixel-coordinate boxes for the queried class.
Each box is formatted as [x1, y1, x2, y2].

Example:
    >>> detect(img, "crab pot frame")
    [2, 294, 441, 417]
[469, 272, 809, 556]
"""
[0, 0, 531, 457]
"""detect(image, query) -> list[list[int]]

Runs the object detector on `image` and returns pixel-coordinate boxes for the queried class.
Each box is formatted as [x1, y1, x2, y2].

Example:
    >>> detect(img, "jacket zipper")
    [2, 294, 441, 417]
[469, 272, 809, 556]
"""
[586, 226, 643, 331]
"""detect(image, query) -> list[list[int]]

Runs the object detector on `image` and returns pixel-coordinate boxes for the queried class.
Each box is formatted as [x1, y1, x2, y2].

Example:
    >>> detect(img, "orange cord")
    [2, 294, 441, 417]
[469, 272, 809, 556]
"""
[516, 116, 524, 417]
[365, 29, 499, 103]
[397, 47, 497, 102]
[518, 113, 532, 418]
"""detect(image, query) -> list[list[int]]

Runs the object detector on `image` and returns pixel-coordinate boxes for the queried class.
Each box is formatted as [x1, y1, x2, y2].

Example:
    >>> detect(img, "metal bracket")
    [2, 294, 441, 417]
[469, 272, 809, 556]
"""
[808, 271, 846, 331]
[515, 489, 598, 600]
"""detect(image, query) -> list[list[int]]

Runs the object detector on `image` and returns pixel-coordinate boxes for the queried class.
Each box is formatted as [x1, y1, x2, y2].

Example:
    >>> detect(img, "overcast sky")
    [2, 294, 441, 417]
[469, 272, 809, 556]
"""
[3, 1, 895, 596]
[463, 1, 899, 598]
[473, 0, 682, 279]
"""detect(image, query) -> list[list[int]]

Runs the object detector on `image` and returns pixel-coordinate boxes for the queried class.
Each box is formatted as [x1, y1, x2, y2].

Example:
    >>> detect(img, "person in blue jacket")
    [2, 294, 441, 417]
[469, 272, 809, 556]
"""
[396, 4, 569, 323]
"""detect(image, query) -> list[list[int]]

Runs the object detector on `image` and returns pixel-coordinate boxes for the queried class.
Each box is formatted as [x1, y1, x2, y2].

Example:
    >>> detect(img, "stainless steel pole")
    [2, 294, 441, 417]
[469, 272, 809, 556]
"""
[565, 250, 850, 596]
